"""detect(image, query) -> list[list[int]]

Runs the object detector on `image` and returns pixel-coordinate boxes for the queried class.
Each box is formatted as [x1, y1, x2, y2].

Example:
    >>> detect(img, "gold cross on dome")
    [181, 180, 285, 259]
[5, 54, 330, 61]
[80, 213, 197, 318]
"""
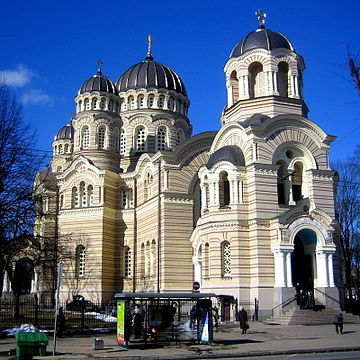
[255, 9, 266, 28]
[146, 34, 153, 58]
[97, 59, 103, 75]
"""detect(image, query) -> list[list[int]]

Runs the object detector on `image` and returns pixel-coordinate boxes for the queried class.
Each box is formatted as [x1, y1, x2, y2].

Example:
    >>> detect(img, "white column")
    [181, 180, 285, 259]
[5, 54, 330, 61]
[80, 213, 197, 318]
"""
[227, 82, 233, 107]
[273, 72, 278, 93]
[233, 180, 239, 204]
[286, 252, 293, 287]
[244, 75, 249, 98]
[316, 250, 329, 287]
[294, 75, 299, 97]
[201, 185, 207, 210]
[274, 250, 286, 287]
[2, 271, 10, 292]
[328, 253, 335, 287]
[240, 181, 244, 203]
[214, 181, 220, 207]
[209, 181, 215, 206]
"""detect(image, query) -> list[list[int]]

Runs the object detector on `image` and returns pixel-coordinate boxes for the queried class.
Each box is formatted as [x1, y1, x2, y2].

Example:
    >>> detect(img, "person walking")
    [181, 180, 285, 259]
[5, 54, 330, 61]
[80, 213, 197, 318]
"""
[238, 306, 248, 334]
[332, 312, 344, 334]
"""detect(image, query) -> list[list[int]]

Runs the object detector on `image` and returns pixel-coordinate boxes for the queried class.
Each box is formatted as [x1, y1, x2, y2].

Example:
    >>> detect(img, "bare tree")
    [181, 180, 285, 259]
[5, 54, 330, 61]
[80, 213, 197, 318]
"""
[334, 154, 360, 300]
[0, 83, 46, 298]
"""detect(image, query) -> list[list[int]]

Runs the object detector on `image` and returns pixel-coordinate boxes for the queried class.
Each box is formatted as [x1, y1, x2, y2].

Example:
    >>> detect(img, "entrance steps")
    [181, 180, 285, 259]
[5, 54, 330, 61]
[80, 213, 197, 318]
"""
[264, 307, 360, 325]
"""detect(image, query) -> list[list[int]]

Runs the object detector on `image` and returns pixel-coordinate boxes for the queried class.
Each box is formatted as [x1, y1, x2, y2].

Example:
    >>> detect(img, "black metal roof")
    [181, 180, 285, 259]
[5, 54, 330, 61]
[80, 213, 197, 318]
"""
[116, 59, 187, 96]
[206, 145, 245, 169]
[230, 28, 294, 58]
[55, 124, 74, 140]
[79, 73, 117, 95]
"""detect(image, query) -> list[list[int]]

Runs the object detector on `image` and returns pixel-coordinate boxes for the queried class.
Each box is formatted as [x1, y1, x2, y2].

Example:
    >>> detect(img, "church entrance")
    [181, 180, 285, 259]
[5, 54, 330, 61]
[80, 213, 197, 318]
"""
[291, 229, 317, 292]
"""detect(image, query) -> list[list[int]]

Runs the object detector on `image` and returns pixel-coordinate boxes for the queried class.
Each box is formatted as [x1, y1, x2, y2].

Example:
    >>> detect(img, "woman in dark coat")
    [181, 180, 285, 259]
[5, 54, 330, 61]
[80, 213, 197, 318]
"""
[238, 306, 248, 334]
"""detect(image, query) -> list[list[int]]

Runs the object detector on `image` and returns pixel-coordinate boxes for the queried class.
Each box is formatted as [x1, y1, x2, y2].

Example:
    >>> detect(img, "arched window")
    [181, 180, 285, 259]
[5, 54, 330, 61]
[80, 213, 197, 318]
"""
[150, 240, 156, 277]
[167, 96, 174, 110]
[135, 126, 146, 152]
[278, 62, 289, 97]
[156, 126, 167, 151]
[57, 166, 63, 173]
[124, 247, 131, 278]
[75, 245, 86, 278]
[221, 241, 231, 277]
[77, 100, 82, 112]
[144, 172, 153, 201]
[277, 161, 287, 205]
[109, 99, 113, 111]
[176, 129, 184, 146]
[98, 125, 106, 149]
[204, 243, 210, 278]
[87, 185, 93, 206]
[121, 190, 127, 209]
[138, 95, 144, 108]
[120, 128, 126, 155]
[292, 162, 303, 202]
[114, 128, 120, 152]
[145, 241, 151, 277]
[54, 145, 58, 155]
[81, 126, 90, 149]
[100, 97, 106, 110]
[148, 95, 154, 108]
[230, 70, 239, 104]
[175, 99, 181, 113]
[219, 171, 230, 207]
[128, 96, 135, 110]
[248, 62, 265, 98]
[59, 144, 63, 154]
[92, 98, 97, 109]
[72, 186, 79, 208]
[204, 175, 210, 209]
[80, 182, 86, 207]
[158, 95, 164, 108]
[64, 144, 69, 153]
[140, 243, 145, 277]
[85, 98, 90, 110]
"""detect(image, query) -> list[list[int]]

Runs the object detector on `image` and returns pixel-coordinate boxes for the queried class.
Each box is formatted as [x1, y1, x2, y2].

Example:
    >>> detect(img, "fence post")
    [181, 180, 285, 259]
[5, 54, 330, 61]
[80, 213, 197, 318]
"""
[81, 297, 85, 329]
[34, 294, 39, 327]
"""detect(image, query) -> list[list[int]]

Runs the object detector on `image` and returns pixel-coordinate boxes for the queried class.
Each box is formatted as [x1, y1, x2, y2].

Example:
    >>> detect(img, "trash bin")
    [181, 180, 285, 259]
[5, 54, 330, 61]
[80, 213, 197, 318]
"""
[15, 332, 48, 359]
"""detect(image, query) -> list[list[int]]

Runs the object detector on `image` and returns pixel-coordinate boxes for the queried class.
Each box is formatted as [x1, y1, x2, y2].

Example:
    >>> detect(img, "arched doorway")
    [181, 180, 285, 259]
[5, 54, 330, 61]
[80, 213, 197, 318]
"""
[291, 229, 317, 292]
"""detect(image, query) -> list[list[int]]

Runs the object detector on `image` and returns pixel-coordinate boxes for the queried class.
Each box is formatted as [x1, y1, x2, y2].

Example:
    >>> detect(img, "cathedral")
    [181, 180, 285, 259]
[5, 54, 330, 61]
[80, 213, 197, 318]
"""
[33, 12, 340, 319]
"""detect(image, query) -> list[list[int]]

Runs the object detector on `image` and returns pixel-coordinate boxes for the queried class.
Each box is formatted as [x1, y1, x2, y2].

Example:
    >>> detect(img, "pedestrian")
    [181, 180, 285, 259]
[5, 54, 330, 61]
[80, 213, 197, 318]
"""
[332, 312, 344, 334]
[237, 306, 248, 334]
[132, 304, 143, 338]
[56, 307, 66, 337]
[212, 306, 219, 329]
[299, 290, 306, 309]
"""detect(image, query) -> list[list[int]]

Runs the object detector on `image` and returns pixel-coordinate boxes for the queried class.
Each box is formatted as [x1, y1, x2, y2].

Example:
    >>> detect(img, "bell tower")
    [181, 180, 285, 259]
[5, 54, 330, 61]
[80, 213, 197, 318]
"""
[222, 10, 308, 125]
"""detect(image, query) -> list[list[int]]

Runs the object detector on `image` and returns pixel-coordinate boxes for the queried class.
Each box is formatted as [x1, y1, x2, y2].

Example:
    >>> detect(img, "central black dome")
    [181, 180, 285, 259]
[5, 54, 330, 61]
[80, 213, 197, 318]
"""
[116, 59, 187, 96]
[230, 28, 294, 58]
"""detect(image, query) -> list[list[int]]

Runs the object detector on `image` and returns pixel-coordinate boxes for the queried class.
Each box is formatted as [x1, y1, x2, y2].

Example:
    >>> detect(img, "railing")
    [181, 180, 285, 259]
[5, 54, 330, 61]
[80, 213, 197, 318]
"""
[271, 296, 296, 318]
[314, 288, 340, 305]
[0, 298, 116, 332]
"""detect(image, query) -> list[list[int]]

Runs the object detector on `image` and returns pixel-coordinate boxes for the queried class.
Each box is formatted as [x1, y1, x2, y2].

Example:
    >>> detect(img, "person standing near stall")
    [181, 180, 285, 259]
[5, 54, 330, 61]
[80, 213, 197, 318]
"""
[238, 306, 248, 334]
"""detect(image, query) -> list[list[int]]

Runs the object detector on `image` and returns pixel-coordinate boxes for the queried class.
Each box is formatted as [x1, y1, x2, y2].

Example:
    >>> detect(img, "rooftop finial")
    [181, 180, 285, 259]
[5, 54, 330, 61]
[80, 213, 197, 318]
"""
[97, 59, 103, 75]
[146, 34, 154, 61]
[255, 9, 266, 29]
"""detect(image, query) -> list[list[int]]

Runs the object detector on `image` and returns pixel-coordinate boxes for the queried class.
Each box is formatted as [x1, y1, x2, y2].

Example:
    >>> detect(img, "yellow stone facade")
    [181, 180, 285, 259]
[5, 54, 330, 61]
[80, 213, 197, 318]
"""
[33, 19, 340, 319]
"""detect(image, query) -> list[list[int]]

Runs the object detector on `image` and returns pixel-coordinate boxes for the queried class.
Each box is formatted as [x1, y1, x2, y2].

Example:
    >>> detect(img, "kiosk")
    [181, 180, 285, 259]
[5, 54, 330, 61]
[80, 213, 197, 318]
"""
[115, 292, 216, 346]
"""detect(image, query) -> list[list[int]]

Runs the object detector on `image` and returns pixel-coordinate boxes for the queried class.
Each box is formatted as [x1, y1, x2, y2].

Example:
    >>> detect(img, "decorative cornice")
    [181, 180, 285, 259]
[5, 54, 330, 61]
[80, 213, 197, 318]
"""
[162, 192, 194, 205]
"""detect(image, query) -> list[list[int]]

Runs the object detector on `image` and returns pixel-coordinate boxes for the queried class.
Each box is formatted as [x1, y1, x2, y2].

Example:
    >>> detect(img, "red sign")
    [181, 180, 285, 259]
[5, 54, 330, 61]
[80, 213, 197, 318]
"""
[193, 281, 200, 291]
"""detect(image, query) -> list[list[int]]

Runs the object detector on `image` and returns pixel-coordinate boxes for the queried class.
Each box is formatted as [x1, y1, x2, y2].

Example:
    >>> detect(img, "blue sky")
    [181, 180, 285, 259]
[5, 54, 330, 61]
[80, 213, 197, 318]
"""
[1, 0, 359, 165]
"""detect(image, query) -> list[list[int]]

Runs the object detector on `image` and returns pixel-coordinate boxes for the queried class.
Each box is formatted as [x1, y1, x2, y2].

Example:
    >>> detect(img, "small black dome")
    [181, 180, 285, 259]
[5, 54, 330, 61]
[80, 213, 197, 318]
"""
[55, 124, 74, 141]
[230, 28, 294, 58]
[116, 59, 187, 96]
[79, 73, 117, 95]
[206, 145, 245, 169]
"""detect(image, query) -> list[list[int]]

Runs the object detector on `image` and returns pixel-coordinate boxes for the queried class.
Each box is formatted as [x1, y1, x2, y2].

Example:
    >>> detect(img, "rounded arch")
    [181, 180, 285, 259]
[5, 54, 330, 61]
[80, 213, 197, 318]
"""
[278, 61, 289, 97]
[248, 61, 265, 98]
[230, 70, 239, 104]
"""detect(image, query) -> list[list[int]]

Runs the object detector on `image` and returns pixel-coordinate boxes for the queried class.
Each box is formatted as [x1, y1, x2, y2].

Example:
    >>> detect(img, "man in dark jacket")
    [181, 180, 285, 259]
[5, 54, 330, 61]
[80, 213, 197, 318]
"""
[333, 313, 344, 334]
[238, 306, 248, 334]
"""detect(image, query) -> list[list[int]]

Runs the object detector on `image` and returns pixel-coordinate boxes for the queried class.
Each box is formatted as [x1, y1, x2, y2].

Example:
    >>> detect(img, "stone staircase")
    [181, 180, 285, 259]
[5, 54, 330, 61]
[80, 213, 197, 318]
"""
[264, 307, 360, 325]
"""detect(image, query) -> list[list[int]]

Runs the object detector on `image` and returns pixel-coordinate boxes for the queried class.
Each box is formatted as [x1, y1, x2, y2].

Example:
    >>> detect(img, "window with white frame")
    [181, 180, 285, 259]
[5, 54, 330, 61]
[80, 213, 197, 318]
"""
[158, 96, 164, 108]
[148, 95, 154, 107]
[124, 247, 131, 278]
[145, 241, 151, 277]
[156, 126, 167, 150]
[87, 185, 93, 206]
[81, 126, 90, 149]
[72, 186, 79, 208]
[80, 182, 86, 207]
[221, 241, 231, 276]
[136, 126, 146, 152]
[176, 129, 184, 146]
[98, 125, 106, 149]
[100, 98, 106, 110]
[92, 98, 97, 109]
[85, 98, 90, 110]
[128, 96, 135, 110]
[120, 128, 126, 155]
[76, 245, 86, 278]
[138, 95, 144, 108]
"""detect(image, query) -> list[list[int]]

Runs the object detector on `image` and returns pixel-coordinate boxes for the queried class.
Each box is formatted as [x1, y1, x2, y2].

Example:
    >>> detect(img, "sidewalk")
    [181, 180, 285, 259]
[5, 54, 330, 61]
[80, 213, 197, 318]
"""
[1, 321, 360, 359]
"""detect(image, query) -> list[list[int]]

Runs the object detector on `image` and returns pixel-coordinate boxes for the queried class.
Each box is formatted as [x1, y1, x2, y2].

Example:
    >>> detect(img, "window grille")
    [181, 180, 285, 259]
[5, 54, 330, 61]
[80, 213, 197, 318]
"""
[136, 126, 146, 152]
[124, 247, 131, 277]
[157, 127, 167, 150]
[82, 126, 90, 149]
[120, 129, 126, 154]
[98, 126, 106, 149]
[222, 241, 231, 276]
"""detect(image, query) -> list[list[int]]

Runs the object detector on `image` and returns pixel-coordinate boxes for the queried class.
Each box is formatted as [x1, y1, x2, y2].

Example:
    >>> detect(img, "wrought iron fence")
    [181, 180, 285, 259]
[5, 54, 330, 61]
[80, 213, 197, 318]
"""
[0, 298, 116, 332]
